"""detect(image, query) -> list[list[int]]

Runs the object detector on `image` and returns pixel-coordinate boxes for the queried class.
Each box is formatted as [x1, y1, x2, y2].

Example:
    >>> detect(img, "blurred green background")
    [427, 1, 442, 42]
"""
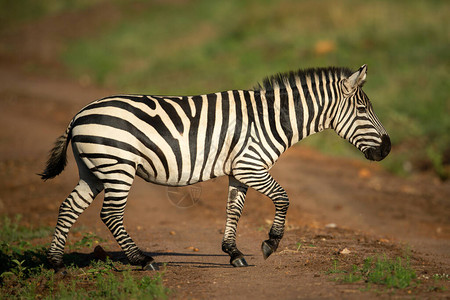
[1, 0, 449, 179]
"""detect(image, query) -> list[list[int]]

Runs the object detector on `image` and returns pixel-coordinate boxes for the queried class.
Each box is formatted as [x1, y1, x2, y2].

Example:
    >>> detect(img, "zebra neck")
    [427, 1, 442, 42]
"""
[294, 81, 335, 141]
[260, 83, 335, 148]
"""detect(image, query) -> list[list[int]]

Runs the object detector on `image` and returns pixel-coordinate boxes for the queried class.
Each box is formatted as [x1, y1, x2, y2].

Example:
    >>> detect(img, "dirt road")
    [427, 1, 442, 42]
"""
[0, 8, 449, 298]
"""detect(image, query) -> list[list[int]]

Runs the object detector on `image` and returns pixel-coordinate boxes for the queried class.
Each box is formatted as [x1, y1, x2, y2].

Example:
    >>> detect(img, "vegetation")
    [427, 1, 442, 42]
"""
[0, 215, 52, 244]
[0, 216, 170, 299]
[0, 0, 102, 28]
[327, 255, 418, 291]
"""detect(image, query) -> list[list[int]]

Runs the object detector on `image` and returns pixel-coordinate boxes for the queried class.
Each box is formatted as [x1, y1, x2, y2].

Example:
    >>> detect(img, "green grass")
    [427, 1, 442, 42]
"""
[1, 250, 170, 299]
[326, 259, 346, 275]
[0, 215, 52, 244]
[68, 232, 106, 251]
[50, 261, 170, 300]
[0, 216, 170, 299]
[429, 273, 449, 292]
[328, 255, 418, 291]
[0, 0, 103, 29]
[361, 256, 416, 289]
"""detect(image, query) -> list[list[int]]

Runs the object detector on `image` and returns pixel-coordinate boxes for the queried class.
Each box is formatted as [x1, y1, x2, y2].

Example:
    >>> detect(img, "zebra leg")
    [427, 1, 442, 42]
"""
[100, 183, 158, 271]
[48, 177, 103, 271]
[235, 171, 289, 260]
[222, 176, 248, 267]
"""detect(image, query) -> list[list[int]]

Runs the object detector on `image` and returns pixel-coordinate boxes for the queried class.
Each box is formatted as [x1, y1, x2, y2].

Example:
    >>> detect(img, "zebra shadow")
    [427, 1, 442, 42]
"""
[62, 250, 254, 269]
[149, 251, 256, 268]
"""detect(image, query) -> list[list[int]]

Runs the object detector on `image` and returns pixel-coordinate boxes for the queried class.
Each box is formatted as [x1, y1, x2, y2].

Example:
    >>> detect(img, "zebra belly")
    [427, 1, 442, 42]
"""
[71, 123, 231, 187]
[136, 140, 231, 186]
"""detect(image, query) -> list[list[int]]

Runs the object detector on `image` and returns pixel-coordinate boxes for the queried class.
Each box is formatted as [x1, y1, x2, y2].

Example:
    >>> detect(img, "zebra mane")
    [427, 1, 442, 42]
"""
[254, 66, 354, 92]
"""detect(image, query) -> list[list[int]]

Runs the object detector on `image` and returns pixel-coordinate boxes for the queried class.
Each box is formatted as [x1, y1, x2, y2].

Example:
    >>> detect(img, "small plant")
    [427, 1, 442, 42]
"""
[55, 266, 170, 299]
[367, 256, 416, 289]
[0, 259, 27, 280]
[1, 242, 170, 299]
[341, 265, 362, 283]
[85, 257, 119, 274]
[0, 216, 170, 298]
[136, 272, 171, 299]
[326, 260, 346, 275]
[428, 273, 449, 292]
[69, 232, 105, 250]
[0, 215, 52, 243]
[432, 273, 449, 281]
[328, 254, 418, 290]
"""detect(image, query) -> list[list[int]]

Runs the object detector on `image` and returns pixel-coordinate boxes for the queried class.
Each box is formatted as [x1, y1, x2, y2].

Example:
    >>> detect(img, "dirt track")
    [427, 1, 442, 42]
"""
[0, 9, 449, 299]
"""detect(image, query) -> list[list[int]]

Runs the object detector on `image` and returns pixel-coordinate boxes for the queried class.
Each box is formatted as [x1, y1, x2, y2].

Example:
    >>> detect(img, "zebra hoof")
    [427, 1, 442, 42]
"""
[50, 261, 66, 274]
[142, 261, 159, 271]
[231, 257, 248, 267]
[261, 240, 275, 260]
[54, 266, 68, 278]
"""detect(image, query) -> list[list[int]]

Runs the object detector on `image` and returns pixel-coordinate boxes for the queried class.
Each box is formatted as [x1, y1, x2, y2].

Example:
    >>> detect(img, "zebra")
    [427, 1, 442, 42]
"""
[41, 64, 390, 271]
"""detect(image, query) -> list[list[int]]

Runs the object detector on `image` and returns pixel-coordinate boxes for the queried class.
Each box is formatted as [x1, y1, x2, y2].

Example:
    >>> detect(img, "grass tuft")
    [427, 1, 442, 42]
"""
[0, 216, 170, 299]
[328, 254, 418, 291]
[0, 215, 52, 244]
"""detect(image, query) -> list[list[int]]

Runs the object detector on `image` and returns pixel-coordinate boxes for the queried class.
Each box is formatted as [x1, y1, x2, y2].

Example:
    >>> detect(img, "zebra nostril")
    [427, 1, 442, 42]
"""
[381, 135, 391, 157]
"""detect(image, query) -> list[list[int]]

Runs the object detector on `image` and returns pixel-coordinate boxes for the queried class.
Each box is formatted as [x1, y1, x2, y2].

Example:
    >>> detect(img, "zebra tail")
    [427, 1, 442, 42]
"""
[39, 121, 73, 181]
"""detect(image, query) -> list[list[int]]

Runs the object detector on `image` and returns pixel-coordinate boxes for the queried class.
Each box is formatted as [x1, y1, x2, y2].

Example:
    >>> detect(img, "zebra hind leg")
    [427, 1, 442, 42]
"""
[222, 176, 249, 267]
[47, 177, 103, 272]
[101, 182, 158, 271]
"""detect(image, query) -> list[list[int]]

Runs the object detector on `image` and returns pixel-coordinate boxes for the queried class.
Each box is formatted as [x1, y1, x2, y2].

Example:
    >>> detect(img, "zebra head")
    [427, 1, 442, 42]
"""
[333, 65, 391, 161]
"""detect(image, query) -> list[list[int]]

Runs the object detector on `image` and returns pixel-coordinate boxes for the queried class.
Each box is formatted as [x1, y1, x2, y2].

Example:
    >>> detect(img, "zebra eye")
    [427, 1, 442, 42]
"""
[357, 106, 366, 114]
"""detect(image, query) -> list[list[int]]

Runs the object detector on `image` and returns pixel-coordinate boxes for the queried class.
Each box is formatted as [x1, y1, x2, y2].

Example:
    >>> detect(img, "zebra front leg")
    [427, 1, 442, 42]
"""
[222, 176, 249, 267]
[48, 178, 103, 271]
[101, 184, 158, 271]
[260, 186, 289, 260]
[235, 171, 289, 260]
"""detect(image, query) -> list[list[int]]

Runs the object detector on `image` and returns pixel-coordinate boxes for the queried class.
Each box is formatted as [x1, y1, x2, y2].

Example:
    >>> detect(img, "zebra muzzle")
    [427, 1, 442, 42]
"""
[364, 134, 391, 161]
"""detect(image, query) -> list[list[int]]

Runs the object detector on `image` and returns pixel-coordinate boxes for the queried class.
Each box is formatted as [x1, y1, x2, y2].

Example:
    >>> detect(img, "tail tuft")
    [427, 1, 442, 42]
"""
[39, 126, 72, 181]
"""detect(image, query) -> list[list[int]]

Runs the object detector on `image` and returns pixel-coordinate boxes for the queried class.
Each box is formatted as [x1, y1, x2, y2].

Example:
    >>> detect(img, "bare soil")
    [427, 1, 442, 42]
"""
[0, 7, 449, 299]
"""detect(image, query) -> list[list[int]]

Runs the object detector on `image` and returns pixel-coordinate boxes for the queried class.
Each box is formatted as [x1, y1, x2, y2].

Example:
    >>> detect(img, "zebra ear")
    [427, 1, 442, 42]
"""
[344, 64, 367, 91]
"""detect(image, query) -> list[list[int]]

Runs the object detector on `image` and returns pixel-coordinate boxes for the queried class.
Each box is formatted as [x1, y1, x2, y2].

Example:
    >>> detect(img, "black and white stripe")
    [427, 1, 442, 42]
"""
[42, 65, 390, 269]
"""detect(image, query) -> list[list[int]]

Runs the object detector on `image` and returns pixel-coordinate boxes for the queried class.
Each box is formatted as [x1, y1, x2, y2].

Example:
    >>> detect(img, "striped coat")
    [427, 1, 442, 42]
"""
[42, 65, 390, 270]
